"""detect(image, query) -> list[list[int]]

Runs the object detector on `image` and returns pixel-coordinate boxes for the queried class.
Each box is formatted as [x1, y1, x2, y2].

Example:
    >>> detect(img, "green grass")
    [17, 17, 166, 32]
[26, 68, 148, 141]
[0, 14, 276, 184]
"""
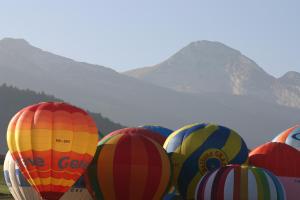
[0, 165, 10, 194]
[0, 165, 13, 199]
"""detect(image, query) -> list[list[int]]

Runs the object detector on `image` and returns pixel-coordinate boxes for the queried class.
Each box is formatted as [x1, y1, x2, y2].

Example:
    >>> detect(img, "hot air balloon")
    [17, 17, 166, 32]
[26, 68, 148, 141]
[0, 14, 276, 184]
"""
[140, 125, 175, 199]
[272, 125, 300, 150]
[249, 142, 300, 200]
[163, 123, 248, 199]
[6, 102, 98, 200]
[3, 152, 93, 200]
[60, 176, 93, 200]
[140, 125, 173, 138]
[86, 133, 172, 200]
[195, 165, 286, 200]
[4, 151, 41, 200]
[101, 127, 167, 146]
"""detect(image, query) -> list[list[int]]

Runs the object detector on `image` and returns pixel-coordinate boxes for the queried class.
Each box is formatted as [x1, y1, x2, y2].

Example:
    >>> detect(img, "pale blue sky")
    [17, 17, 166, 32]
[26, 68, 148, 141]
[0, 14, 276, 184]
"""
[0, 0, 299, 76]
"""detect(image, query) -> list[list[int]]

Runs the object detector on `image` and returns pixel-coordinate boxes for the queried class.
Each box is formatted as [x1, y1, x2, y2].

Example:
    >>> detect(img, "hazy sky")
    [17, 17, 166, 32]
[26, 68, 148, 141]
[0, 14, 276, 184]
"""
[0, 0, 299, 76]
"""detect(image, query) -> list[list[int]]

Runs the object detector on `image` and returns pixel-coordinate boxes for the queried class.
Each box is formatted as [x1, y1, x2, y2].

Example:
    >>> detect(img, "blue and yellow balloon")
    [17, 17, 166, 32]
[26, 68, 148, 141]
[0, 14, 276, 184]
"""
[163, 123, 248, 199]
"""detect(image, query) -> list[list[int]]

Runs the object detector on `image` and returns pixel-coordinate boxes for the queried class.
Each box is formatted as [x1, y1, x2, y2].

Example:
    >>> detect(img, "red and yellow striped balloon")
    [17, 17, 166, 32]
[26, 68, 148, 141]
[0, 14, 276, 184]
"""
[7, 102, 98, 200]
[86, 132, 172, 200]
[101, 127, 167, 146]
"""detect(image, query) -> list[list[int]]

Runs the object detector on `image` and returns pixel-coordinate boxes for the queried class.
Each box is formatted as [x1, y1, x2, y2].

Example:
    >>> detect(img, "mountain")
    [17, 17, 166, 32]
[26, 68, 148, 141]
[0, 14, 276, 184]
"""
[0, 38, 231, 129]
[0, 84, 124, 153]
[275, 71, 300, 107]
[0, 38, 299, 148]
[125, 41, 300, 108]
[279, 71, 300, 86]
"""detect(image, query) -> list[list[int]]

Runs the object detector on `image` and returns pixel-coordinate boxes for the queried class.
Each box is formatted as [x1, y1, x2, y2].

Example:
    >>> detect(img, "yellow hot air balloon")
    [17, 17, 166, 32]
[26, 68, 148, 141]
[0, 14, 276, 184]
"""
[7, 102, 98, 200]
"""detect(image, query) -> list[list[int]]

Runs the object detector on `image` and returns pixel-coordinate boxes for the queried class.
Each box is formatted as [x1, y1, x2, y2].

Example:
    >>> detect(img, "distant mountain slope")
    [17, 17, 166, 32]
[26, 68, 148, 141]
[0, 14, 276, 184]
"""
[275, 71, 300, 107]
[0, 38, 299, 148]
[125, 41, 300, 108]
[279, 71, 300, 86]
[0, 84, 124, 153]
[0, 38, 215, 127]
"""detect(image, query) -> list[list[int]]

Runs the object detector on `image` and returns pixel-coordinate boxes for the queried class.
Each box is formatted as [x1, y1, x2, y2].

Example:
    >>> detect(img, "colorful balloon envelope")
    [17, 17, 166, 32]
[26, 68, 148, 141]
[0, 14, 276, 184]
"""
[59, 176, 93, 200]
[4, 151, 41, 200]
[6, 102, 98, 200]
[86, 132, 172, 200]
[163, 123, 248, 199]
[101, 127, 167, 146]
[3, 151, 93, 200]
[195, 165, 286, 200]
[140, 125, 173, 138]
[272, 125, 300, 150]
[138, 126, 175, 199]
[249, 142, 300, 200]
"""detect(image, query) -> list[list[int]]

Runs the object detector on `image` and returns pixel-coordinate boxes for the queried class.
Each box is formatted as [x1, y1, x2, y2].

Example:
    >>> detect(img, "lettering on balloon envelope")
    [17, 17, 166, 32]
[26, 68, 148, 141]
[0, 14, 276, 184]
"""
[58, 157, 89, 169]
[15, 157, 89, 169]
[198, 149, 228, 175]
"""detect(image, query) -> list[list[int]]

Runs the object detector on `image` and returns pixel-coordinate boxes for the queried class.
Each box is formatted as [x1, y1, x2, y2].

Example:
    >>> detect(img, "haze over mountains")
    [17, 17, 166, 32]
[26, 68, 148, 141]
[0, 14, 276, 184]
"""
[0, 38, 299, 147]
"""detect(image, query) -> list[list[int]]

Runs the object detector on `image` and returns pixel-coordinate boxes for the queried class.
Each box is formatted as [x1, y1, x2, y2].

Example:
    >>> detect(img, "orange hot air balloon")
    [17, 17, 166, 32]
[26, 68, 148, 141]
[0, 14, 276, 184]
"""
[6, 102, 98, 200]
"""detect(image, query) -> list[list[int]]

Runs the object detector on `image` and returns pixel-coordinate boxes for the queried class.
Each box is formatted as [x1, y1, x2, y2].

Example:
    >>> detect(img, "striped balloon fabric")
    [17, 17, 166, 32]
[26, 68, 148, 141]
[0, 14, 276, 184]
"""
[163, 123, 248, 199]
[86, 133, 172, 200]
[272, 125, 300, 150]
[195, 165, 286, 200]
[101, 127, 168, 146]
[6, 102, 98, 200]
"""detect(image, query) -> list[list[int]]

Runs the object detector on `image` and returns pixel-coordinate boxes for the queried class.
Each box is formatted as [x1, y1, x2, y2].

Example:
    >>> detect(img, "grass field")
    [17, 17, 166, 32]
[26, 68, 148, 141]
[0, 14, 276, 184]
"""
[0, 165, 13, 200]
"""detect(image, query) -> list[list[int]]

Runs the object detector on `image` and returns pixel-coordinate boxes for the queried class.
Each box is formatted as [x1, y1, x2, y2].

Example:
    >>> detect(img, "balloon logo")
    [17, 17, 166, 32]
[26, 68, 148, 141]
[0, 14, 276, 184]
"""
[291, 132, 300, 141]
[272, 125, 300, 150]
[198, 149, 228, 174]
[4, 151, 93, 200]
[6, 102, 98, 200]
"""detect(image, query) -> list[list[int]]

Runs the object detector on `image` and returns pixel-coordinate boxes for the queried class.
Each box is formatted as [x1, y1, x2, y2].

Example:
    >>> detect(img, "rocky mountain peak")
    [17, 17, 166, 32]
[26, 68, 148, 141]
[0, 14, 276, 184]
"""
[166, 40, 242, 68]
[185, 40, 241, 54]
[125, 40, 273, 97]
[279, 71, 300, 86]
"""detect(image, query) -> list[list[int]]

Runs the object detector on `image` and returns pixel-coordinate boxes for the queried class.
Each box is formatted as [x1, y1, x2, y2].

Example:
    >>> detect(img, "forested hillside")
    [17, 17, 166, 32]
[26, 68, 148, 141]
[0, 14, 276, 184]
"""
[0, 84, 124, 153]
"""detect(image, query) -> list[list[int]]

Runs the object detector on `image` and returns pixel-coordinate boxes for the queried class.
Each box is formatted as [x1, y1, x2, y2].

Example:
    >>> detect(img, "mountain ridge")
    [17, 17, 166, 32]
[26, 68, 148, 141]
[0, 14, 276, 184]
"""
[279, 71, 300, 85]
[125, 40, 300, 108]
